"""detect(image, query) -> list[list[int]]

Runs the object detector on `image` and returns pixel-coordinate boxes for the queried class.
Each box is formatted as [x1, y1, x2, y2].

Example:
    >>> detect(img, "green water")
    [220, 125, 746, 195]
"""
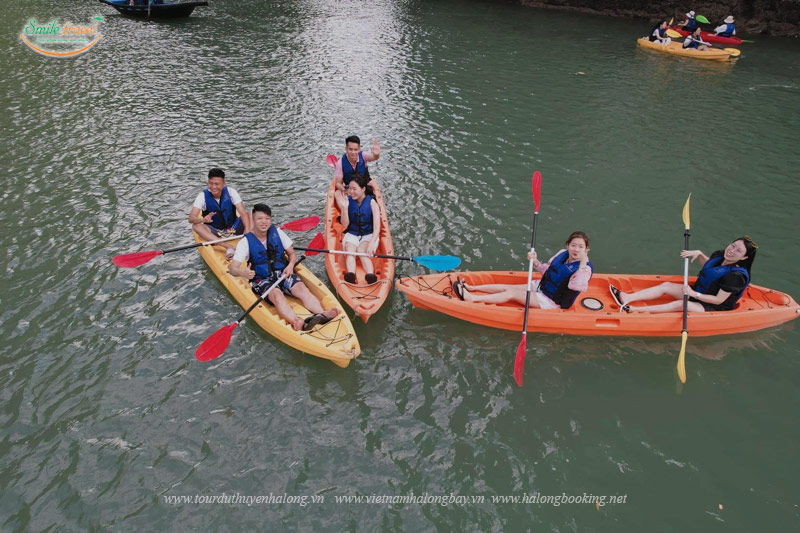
[2, 0, 799, 530]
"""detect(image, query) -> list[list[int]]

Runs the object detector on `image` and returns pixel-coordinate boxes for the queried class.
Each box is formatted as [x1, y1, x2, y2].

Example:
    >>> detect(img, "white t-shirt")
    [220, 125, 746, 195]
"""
[232, 228, 293, 264]
[192, 187, 243, 211]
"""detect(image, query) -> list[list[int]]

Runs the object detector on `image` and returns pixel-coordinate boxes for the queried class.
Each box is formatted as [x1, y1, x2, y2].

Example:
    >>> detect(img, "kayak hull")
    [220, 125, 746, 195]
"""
[668, 26, 743, 45]
[637, 37, 732, 61]
[194, 232, 360, 367]
[395, 271, 800, 337]
[324, 177, 395, 323]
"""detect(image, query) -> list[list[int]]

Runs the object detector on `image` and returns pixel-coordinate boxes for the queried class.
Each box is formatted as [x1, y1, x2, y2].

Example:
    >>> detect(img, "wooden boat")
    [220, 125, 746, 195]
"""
[637, 37, 732, 62]
[396, 271, 800, 337]
[193, 232, 360, 367]
[323, 177, 394, 322]
[98, 0, 208, 19]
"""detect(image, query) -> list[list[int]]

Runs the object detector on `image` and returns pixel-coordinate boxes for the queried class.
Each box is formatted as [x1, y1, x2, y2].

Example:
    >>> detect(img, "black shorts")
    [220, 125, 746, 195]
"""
[250, 274, 302, 304]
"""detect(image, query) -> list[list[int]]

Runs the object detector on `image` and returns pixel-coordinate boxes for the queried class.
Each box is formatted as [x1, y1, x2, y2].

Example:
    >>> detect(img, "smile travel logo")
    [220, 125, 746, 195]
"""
[20, 17, 104, 58]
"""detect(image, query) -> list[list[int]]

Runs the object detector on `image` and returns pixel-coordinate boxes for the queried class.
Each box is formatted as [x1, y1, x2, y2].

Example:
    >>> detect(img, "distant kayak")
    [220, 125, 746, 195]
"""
[98, 0, 208, 19]
[396, 271, 800, 337]
[637, 38, 733, 62]
[668, 26, 743, 45]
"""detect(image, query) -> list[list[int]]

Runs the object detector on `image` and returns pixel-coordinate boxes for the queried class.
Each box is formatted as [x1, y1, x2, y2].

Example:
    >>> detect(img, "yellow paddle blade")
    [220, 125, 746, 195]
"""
[725, 48, 741, 57]
[666, 28, 682, 38]
[669, 17, 674, 26]
[682, 194, 691, 230]
[677, 332, 688, 383]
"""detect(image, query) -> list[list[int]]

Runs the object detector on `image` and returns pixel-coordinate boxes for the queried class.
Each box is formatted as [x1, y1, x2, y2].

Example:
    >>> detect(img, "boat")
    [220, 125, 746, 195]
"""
[193, 232, 360, 367]
[395, 271, 800, 337]
[323, 177, 395, 322]
[637, 38, 733, 61]
[98, 0, 208, 19]
[668, 26, 743, 45]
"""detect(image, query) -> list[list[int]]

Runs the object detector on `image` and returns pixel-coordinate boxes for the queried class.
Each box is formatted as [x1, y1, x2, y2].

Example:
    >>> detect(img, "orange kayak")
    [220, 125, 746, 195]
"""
[324, 177, 395, 322]
[395, 271, 800, 337]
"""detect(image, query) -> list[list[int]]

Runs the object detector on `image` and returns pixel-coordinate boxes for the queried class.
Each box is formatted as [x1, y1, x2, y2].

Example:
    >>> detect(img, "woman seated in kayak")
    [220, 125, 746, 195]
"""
[453, 231, 592, 309]
[714, 15, 736, 37]
[649, 20, 671, 45]
[333, 173, 381, 285]
[679, 11, 699, 32]
[683, 28, 710, 51]
[610, 236, 757, 314]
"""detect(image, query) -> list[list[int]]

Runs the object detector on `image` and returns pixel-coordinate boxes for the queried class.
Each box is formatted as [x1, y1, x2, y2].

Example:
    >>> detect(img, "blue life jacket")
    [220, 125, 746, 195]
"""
[693, 254, 749, 302]
[345, 195, 375, 236]
[684, 18, 698, 31]
[341, 152, 369, 186]
[684, 37, 699, 49]
[539, 250, 593, 309]
[244, 226, 286, 279]
[203, 187, 238, 230]
[718, 23, 735, 37]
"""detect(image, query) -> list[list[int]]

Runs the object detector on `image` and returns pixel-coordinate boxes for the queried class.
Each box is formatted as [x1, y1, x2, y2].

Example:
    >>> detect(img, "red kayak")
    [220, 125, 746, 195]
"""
[668, 26, 743, 45]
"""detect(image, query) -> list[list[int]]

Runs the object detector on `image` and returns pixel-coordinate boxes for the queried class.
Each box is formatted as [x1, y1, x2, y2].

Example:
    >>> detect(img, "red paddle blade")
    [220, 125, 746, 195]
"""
[112, 250, 163, 268]
[304, 233, 324, 255]
[532, 171, 542, 212]
[325, 154, 338, 167]
[514, 335, 526, 386]
[281, 216, 320, 232]
[195, 322, 238, 362]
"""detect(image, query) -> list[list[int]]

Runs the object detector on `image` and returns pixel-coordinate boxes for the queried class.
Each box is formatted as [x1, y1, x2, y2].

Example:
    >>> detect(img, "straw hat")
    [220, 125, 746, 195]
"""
[724, 16, 735, 24]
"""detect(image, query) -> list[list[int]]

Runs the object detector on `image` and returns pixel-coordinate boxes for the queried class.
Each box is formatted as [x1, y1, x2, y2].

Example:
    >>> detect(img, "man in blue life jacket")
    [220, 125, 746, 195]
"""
[714, 16, 736, 37]
[679, 11, 699, 32]
[228, 204, 339, 331]
[334, 135, 381, 191]
[189, 168, 252, 259]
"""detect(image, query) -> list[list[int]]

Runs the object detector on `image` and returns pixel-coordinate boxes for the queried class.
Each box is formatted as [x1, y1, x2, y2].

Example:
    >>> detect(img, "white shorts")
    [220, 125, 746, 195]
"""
[342, 233, 373, 247]
[532, 280, 560, 310]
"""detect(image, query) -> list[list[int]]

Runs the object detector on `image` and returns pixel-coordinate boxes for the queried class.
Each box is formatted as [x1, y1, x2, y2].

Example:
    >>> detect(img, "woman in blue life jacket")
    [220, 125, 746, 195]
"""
[610, 236, 757, 313]
[453, 231, 593, 310]
[229, 204, 339, 331]
[333, 173, 382, 285]
[649, 20, 671, 45]
[683, 28, 711, 51]
[714, 16, 736, 37]
[679, 10, 699, 32]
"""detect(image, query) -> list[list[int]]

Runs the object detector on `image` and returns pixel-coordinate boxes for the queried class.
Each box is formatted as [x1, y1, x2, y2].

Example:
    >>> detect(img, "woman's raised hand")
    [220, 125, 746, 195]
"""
[681, 250, 703, 262]
[334, 190, 349, 209]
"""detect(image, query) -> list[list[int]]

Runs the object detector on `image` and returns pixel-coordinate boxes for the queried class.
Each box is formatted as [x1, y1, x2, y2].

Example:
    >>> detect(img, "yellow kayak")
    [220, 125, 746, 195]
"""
[193, 232, 360, 367]
[637, 37, 732, 61]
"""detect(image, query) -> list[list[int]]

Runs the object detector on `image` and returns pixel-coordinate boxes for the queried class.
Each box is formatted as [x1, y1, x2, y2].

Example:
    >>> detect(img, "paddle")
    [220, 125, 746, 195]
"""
[677, 194, 691, 383]
[696, 14, 710, 24]
[195, 249, 320, 362]
[325, 154, 338, 167]
[665, 29, 741, 56]
[295, 234, 461, 271]
[513, 171, 542, 387]
[113, 216, 320, 268]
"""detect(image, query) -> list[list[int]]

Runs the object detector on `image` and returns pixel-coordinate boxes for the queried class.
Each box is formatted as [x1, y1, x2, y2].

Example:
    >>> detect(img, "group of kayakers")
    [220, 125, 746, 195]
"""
[189, 136, 382, 331]
[451, 230, 757, 316]
[648, 9, 737, 51]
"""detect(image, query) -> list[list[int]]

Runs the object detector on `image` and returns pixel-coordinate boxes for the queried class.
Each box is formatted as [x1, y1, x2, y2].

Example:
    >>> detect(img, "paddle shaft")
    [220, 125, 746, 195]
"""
[234, 256, 307, 324]
[295, 247, 408, 261]
[165, 235, 242, 254]
[520, 210, 539, 334]
[681, 228, 690, 332]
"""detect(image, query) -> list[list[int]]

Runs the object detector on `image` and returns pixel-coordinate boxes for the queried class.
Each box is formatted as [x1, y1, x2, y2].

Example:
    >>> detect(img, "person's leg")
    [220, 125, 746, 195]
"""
[619, 282, 684, 304]
[356, 239, 374, 274]
[464, 286, 537, 307]
[463, 283, 525, 294]
[290, 282, 339, 320]
[268, 291, 304, 330]
[627, 300, 705, 314]
[343, 242, 358, 275]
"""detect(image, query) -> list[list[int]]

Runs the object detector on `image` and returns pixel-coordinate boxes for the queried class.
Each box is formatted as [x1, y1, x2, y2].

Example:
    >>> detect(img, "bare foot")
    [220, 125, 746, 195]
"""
[291, 317, 304, 330]
[462, 286, 473, 302]
[323, 308, 340, 320]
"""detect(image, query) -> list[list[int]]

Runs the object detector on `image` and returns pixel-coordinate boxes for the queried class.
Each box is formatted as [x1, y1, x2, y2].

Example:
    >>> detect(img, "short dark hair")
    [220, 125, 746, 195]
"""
[208, 168, 225, 179]
[252, 203, 272, 217]
[566, 231, 589, 248]
[345, 135, 361, 146]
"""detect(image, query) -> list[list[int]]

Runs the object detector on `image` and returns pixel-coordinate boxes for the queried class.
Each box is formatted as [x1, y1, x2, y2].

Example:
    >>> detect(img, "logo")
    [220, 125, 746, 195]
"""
[20, 16, 104, 58]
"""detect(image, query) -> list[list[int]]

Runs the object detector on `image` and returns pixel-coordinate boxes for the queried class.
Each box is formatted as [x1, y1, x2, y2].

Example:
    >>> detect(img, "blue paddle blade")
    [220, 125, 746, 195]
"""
[412, 255, 461, 271]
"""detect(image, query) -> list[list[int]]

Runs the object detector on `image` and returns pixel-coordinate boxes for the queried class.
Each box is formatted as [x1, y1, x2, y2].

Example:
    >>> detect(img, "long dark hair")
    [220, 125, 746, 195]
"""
[733, 236, 758, 275]
[350, 173, 374, 197]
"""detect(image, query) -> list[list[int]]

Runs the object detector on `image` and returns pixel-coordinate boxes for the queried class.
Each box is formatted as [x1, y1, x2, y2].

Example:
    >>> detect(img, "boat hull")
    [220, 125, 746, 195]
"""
[637, 37, 732, 61]
[99, 0, 208, 19]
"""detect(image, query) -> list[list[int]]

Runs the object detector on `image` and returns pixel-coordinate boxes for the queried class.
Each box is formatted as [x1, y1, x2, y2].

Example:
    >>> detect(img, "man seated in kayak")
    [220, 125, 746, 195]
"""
[714, 16, 736, 37]
[452, 231, 592, 309]
[334, 135, 381, 191]
[333, 173, 381, 285]
[649, 20, 671, 45]
[683, 28, 710, 51]
[189, 168, 251, 260]
[229, 204, 339, 331]
[679, 10, 699, 32]
[610, 236, 757, 314]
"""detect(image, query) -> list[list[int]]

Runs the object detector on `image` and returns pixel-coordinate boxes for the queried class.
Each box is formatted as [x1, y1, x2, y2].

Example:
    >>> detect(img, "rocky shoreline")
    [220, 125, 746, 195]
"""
[517, 0, 800, 37]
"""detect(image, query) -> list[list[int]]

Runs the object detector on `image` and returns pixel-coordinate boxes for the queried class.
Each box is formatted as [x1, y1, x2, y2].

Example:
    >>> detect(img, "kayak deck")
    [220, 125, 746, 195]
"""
[193, 232, 360, 367]
[396, 271, 800, 337]
[637, 37, 732, 61]
[324, 177, 395, 323]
